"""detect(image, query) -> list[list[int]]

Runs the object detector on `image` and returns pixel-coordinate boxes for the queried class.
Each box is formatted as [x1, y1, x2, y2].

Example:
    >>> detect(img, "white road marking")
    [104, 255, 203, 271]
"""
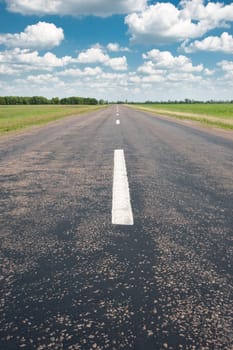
[116, 113, 119, 116]
[116, 120, 120, 125]
[112, 150, 134, 225]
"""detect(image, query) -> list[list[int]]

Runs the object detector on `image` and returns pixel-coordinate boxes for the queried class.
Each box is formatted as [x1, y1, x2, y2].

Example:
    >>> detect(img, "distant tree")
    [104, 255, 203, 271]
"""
[0, 95, 99, 105]
[60, 98, 68, 105]
[51, 97, 60, 104]
[85, 97, 98, 105]
[5, 96, 18, 104]
[30, 96, 48, 104]
[0, 96, 6, 104]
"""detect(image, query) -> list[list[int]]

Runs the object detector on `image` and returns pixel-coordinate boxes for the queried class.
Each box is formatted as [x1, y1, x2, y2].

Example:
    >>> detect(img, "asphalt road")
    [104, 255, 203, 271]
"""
[0, 105, 232, 350]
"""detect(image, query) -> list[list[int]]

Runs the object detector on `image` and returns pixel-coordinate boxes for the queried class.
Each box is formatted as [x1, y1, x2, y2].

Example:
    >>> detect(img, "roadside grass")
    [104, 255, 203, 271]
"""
[128, 103, 233, 130]
[0, 105, 106, 134]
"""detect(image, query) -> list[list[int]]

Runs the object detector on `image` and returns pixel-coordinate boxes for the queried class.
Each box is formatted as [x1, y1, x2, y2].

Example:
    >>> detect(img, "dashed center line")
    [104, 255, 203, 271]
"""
[112, 149, 134, 226]
[116, 120, 120, 125]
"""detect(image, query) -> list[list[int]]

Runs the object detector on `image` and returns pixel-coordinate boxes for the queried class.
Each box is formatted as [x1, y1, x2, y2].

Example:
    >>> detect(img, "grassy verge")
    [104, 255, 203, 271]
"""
[0, 105, 106, 134]
[128, 104, 233, 130]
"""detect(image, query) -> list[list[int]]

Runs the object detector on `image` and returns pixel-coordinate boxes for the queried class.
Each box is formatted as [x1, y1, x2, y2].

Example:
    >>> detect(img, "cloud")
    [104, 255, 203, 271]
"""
[106, 56, 128, 71]
[58, 67, 103, 77]
[182, 32, 233, 53]
[77, 47, 108, 64]
[0, 58, 228, 101]
[107, 43, 129, 52]
[0, 48, 72, 72]
[0, 44, 127, 79]
[27, 74, 63, 85]
[217, 60, 233, 79]
[127, 47, 211, 98]
[203, 68, 215, 76]
[216, 60, 233, 89]
[77, 47, 128, 71]
[5, 0, 146, 16]
[125, 0, 233, 44]
[0, 64, 16, 75]
[141, 74, 165, 83]
[137, 61, 164, 75]
[0, 22, 64, 50]
[167, 72, 203, 83]
[218, 60, 233, 72]
[141, 49, 203, 73]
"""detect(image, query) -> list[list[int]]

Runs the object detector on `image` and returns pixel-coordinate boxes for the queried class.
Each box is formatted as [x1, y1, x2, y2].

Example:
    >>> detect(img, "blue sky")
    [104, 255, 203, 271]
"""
[0, 0, 233, 101]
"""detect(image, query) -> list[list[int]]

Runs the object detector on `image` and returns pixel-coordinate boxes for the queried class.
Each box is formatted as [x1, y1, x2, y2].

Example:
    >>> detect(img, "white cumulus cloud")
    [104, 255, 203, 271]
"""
[107, 43, 129, 52]
[125, 0, 233, 44]
[77, 47, 109, 64]
[106, 56, 128, 71]
[217, 60, 233, 78]
[0, 48, 72, 71]
[77, 47, 128, 71]
[58, 67, 103, 77]
[0, 22, 64, 50]
[27, 74, 63, 85]
[142, 49, 203, 72]
[218, 60, 233, 72]
[5, 0, 146, 16]
[138, 61, 164, 75]
[0, 64, 16, 75]
[182, 32, 233, 53]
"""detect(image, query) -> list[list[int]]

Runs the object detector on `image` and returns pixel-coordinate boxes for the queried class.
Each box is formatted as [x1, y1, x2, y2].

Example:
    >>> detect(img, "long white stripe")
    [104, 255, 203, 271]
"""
[112, 150, 134, 225]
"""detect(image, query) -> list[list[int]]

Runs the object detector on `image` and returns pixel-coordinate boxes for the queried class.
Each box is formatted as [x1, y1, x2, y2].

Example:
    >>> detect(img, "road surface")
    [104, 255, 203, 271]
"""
[0, 105, 232, 349]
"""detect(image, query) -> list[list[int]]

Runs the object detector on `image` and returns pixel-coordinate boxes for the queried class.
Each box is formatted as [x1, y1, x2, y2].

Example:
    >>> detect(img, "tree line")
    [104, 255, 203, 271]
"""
[128, 99, 233, 104]
[0, 96, 107, 105]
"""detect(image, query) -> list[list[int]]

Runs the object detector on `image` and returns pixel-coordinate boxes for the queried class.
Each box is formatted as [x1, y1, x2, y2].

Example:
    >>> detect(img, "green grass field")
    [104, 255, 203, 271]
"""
[0, 105, 105, 134]
[129, 103, 233, 130]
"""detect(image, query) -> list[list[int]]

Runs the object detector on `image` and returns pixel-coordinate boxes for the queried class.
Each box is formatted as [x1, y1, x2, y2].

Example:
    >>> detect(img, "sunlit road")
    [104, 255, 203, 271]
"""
[0, 105, 232, 349]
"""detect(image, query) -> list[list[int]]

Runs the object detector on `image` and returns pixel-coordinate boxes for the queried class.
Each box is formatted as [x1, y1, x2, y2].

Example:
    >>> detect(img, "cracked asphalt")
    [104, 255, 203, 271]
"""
[0, 105, 232, 349]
